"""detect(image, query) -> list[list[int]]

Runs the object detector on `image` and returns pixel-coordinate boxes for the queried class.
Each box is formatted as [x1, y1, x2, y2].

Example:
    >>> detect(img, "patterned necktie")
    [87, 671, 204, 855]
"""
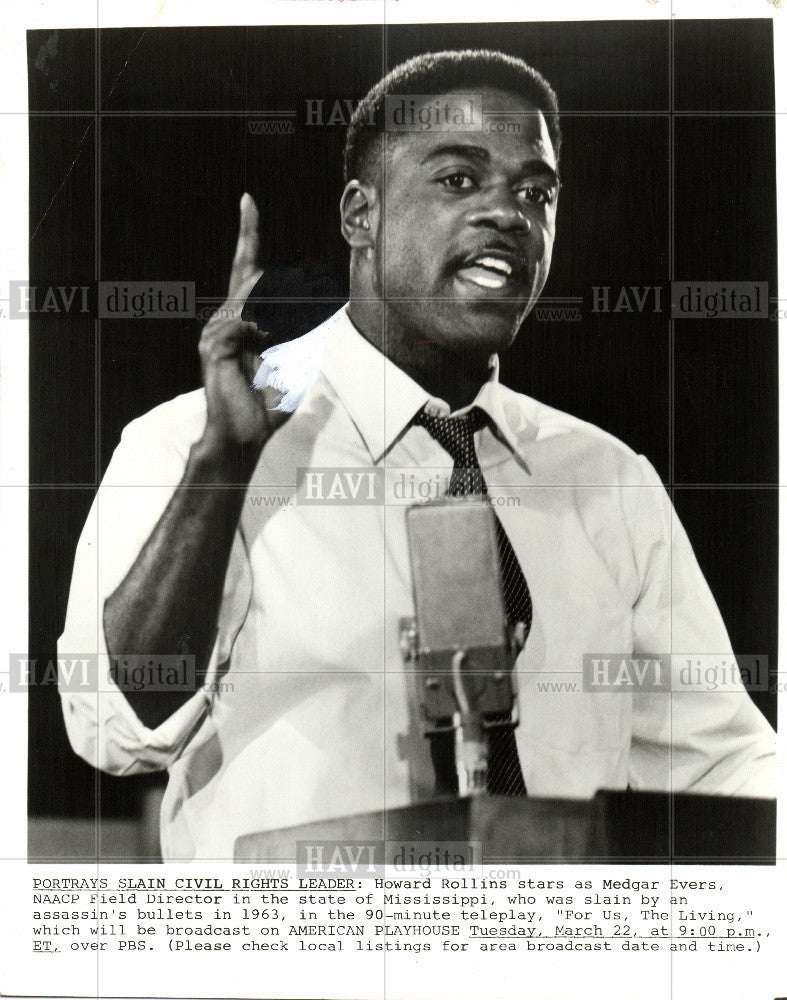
[413, 405, 529, 796]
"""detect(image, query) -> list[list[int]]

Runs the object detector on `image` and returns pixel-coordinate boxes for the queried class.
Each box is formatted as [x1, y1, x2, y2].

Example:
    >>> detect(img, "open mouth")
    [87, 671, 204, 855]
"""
[454, 252, 522, 291]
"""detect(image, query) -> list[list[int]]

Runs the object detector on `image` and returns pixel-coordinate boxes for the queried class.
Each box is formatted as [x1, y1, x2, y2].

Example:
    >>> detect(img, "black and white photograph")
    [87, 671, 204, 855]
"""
[1, 3, 784, 999]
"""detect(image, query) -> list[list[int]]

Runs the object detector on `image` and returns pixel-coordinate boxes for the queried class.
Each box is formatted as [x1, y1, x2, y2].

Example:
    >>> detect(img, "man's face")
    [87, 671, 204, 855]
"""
[371, 87, 559, 356]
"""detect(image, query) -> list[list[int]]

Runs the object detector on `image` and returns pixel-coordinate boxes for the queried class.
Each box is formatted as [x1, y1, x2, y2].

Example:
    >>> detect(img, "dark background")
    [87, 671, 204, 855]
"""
[27, 20, 778, 822]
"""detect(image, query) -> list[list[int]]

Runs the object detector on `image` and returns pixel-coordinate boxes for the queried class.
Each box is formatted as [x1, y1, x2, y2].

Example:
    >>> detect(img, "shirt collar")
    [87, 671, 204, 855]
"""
[320, 306, 532, 472]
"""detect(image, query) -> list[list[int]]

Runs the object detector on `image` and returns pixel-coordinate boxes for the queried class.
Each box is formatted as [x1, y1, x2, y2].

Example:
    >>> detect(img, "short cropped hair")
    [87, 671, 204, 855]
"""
[343, 49, 561, 184]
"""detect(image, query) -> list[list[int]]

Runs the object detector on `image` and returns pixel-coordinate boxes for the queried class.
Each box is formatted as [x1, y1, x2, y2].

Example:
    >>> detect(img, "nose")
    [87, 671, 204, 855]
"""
[467, 184, 531, 235]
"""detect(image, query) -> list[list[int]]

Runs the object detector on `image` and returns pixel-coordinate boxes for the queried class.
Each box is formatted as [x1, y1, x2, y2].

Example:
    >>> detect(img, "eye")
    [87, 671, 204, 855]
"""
[517, 185, 555, 206]
[437, 172, 477, 191]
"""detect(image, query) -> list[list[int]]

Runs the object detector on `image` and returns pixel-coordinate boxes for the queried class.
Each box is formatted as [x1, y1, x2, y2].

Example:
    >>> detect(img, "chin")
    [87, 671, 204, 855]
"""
[447, 305, 522, 353]
[431, 324, 513, 361]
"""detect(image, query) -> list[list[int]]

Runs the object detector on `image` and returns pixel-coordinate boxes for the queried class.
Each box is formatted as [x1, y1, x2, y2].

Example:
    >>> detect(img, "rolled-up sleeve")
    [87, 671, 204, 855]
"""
[58, 393, 249, 775]
[627, 455, 775, 797]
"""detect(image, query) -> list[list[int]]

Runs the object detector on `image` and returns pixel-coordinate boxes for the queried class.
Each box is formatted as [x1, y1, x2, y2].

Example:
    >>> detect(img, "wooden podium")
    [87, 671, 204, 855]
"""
[235, 791, 775, 864]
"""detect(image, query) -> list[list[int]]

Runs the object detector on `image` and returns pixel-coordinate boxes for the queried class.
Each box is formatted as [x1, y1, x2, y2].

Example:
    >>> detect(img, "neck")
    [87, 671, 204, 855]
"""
[346, 299, 493, 412]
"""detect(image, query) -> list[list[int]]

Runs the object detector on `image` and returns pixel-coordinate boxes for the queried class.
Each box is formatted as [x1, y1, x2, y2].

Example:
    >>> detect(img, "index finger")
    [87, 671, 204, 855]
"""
[228, 192, 261, 303]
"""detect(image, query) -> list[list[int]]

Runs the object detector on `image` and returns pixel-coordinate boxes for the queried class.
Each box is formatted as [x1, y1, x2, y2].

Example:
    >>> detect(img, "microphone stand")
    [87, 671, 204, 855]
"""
[399, 619, 525, 797]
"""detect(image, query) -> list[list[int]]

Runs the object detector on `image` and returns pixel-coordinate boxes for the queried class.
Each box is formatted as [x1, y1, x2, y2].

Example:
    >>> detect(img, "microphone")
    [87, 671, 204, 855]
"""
[400, 497, 522, 795]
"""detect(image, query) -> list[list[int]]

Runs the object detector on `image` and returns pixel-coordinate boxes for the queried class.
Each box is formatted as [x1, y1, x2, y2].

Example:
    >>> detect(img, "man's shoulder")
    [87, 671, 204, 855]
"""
[495, 382, 654, 486]
[120, 388, 207, 455]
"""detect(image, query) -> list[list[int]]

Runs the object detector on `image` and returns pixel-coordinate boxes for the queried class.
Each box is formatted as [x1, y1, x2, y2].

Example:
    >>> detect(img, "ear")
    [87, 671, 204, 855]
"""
[340, 181, 378, 249]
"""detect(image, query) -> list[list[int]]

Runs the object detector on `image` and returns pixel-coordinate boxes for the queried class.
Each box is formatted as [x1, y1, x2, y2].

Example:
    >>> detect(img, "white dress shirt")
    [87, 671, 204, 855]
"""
[59, 306, 775, 861]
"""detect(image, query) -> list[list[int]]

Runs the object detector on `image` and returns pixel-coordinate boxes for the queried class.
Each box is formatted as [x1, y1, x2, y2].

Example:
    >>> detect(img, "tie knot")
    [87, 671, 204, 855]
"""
[413, 407, 487, 497]
[413, 407, 482, 467]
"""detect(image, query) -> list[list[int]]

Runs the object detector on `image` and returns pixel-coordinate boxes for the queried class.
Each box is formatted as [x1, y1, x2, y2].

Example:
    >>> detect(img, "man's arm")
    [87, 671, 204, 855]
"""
[103, 194, 287, 729]
[627, 455, 775, 796]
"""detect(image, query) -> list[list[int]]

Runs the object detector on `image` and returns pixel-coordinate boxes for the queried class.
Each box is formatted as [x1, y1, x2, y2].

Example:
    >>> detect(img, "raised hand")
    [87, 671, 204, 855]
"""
[198, 193, 289, 454]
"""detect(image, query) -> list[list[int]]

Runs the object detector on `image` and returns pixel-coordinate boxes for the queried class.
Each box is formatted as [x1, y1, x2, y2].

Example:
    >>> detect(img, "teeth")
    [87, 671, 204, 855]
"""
[474, 255, 513, 276]
[456, 265, 507, 289]
[456, 252, 517, 291]
[467, 270, 504, 288]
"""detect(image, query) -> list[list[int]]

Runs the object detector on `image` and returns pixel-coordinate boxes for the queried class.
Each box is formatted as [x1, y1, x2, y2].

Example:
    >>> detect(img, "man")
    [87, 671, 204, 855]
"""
[59, 50, 775, 862]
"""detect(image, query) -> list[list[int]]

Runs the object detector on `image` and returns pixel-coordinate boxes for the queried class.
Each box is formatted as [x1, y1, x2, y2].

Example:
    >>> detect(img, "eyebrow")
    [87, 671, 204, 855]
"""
[419, 144, 560, 186]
